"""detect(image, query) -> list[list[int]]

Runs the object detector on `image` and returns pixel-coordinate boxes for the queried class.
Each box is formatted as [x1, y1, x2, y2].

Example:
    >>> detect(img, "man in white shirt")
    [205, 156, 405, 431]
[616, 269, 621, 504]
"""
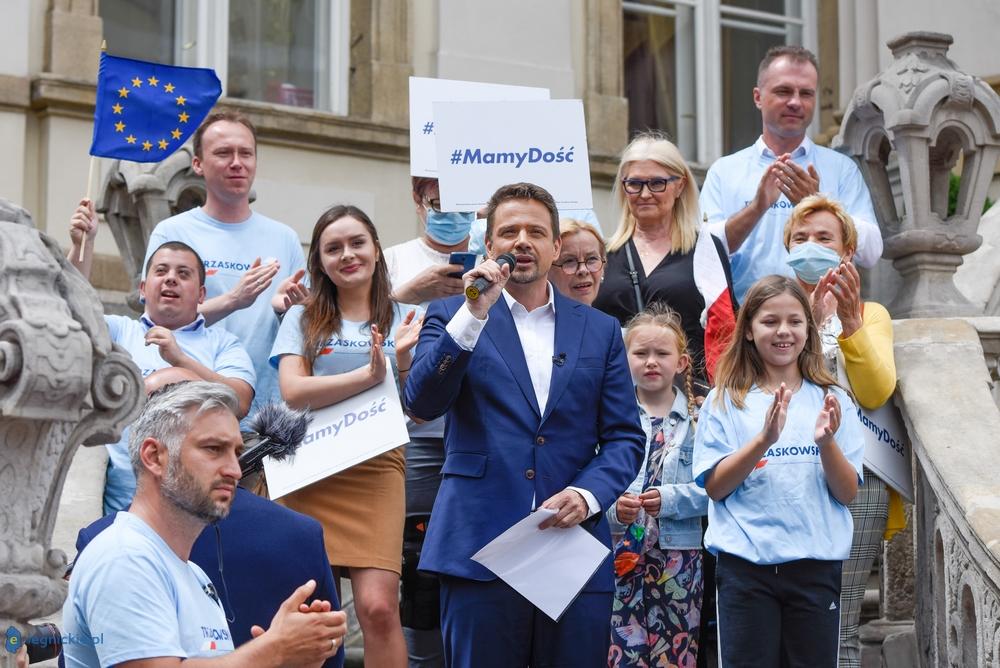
[405, 182, 644, 667]
[700, 45, 881, 301]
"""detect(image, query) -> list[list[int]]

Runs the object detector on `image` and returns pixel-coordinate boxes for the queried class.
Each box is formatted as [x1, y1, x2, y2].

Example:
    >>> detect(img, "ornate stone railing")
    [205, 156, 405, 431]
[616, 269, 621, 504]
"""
[895, 317, 1000, 667]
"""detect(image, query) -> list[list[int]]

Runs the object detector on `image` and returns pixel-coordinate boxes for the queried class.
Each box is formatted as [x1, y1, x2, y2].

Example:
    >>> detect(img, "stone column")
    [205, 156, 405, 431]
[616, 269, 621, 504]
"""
[0, 200, 143, 666]
[349, 0, 412, 127]
[833, 32, 1000, 318]
[44, 0, 103, 81]
[582, 0, 628, 158]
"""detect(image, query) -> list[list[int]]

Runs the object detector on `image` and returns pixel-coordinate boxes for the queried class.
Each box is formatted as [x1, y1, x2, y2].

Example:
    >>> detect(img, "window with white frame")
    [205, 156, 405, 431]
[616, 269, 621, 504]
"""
[101, 0, 350, 115]
[622, 0, 817, 165]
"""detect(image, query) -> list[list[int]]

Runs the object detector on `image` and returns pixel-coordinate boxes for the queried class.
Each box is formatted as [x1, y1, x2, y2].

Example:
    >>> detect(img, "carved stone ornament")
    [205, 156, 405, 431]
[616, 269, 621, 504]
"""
[833, 32, 1000, 317]
[0, 200, 143, 650]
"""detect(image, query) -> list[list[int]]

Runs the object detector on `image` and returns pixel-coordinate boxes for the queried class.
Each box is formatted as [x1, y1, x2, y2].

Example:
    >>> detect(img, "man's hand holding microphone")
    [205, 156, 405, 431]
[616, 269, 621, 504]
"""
[464, 252, 516, 320]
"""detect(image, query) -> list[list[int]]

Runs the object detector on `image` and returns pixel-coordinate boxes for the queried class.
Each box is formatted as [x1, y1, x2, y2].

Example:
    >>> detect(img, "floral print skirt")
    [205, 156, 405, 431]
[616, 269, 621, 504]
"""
[608, 544, 703, 668]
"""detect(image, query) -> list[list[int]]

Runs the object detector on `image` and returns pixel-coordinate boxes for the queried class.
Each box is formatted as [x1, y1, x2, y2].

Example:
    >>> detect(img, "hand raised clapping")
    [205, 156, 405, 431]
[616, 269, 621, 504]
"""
[814, 392, 841, 448]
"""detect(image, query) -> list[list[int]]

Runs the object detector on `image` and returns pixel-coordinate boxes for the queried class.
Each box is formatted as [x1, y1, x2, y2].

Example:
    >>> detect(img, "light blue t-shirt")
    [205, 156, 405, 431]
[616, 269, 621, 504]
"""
[102, 313, 255, 515]
[700, 136, 880, 301]
[692, 382, 865, 564]
[270, 302, 419, 382]
[144, 207, 305, 416]
[63, 512, 235, 667]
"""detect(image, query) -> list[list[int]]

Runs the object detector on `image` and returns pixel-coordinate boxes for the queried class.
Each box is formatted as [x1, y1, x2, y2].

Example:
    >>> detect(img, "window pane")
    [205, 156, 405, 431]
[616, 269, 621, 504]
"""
[623, 5, 697, 159]
[228, 0, 321, 109]
[100, 0, 176, 65]
[721, 26, 784, 153]
[722, 0, 788, 13]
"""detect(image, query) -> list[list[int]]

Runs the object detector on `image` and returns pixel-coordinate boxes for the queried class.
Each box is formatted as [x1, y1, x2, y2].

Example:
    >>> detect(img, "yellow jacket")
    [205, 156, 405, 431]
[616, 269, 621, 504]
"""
[837, 301, 905, 540]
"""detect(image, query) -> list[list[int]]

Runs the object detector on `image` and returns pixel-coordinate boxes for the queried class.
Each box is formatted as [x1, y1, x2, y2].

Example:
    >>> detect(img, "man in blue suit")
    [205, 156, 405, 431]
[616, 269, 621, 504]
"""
[405, 182, 644, 667]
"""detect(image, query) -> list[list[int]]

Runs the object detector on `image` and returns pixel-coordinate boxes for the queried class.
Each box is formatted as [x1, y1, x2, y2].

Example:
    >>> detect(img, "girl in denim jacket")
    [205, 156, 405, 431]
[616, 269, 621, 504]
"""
[608, 305, 708, 668]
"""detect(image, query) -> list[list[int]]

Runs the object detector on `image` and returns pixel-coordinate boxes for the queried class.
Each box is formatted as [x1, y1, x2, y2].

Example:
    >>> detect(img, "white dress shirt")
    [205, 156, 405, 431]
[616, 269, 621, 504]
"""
[445, 284, 600, 515]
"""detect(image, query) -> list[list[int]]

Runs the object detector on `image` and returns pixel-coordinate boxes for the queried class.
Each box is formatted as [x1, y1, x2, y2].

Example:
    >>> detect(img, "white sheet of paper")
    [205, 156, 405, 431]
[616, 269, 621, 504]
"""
[434, 99, 593, 212]
[409, 76, 549, 177]
[471, 508, 610, 621]
[263, 360, 409, 499]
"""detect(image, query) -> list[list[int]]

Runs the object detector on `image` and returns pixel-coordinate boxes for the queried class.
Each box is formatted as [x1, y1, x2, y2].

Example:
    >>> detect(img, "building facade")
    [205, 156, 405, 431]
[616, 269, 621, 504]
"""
[1, 0, 997, 288]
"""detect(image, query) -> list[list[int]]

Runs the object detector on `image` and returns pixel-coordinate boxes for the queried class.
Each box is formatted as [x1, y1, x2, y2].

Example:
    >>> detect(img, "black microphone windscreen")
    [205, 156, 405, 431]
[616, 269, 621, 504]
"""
[496, 252, 516, 269]
[240, 403, 313, 474]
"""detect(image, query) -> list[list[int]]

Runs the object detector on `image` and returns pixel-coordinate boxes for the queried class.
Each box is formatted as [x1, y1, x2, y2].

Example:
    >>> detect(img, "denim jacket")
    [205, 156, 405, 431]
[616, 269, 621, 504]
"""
[607, 390, 708, 550]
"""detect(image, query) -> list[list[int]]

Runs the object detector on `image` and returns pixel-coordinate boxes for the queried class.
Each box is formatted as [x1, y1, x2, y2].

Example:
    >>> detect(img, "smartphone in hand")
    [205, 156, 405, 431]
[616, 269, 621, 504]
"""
[448, 252, 478, 278]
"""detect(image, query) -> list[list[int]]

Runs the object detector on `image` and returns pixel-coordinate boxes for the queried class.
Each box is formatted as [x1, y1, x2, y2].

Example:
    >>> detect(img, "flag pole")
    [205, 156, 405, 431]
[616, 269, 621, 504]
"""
[79, 39, 107, 263]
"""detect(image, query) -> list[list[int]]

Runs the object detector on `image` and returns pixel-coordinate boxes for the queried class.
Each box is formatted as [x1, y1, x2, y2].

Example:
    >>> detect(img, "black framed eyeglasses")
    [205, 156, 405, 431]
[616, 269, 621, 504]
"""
[553, 256, 606, 275]
[621, 176, 681, 194]
[423, 197, 442, 212]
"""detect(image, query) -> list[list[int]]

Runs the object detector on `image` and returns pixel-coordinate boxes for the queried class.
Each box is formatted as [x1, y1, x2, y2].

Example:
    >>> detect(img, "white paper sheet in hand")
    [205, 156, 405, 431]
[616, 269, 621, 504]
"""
[471, 508, 610, 622]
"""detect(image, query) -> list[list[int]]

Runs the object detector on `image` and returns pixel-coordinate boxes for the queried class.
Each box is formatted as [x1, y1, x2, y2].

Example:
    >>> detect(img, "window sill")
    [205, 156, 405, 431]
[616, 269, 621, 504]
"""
[24, 74, 671, 188]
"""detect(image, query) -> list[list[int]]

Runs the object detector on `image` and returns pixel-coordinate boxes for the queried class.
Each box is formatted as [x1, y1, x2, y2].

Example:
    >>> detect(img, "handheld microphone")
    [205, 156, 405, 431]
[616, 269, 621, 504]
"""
[239, 402, 313, 476]
[465, 252, 516, 300]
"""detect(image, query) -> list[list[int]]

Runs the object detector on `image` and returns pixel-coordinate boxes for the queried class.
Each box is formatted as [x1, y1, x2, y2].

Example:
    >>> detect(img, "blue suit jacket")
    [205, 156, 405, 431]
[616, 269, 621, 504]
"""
[73, 488, 343, 668]
[404, 291, 644, 592]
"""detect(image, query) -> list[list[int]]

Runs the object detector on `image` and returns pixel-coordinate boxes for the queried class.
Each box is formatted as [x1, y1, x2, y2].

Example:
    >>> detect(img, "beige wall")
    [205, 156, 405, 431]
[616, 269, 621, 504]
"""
[877, 0, 1000, 77]
[251, 143, 417, 248]
[436, 0, 577, 98]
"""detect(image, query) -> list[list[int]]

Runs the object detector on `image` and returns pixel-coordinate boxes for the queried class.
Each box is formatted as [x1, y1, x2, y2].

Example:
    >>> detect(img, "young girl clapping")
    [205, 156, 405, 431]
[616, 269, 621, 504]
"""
[608, 305, 708, 668]
[692, 275, 864, 668]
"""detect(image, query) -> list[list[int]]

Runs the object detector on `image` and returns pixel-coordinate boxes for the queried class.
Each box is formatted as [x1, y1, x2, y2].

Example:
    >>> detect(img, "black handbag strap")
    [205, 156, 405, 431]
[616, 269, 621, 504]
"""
[624, 241, 645, 313]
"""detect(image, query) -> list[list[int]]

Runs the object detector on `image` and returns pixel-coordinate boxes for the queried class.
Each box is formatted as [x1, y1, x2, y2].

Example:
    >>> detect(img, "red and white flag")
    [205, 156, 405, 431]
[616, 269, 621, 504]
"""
[693, 231, 737, 382]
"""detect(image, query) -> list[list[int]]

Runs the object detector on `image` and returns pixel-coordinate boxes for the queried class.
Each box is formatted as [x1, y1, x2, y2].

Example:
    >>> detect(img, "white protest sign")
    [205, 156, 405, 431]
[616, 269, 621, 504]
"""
[838, 361, 913, 501]
[263, 363, 409, 499]
[853, 397, 914, 502]
[434, 99, 593, 212]
[409, 77, 549, 178]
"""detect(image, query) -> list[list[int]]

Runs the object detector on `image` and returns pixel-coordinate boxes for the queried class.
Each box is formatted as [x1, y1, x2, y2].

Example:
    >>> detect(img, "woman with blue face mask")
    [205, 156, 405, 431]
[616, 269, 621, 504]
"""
[783, 195, 903, 668]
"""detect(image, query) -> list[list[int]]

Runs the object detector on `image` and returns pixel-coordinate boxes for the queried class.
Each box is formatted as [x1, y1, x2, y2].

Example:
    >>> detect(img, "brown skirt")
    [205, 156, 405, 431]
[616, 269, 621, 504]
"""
[279, 446, 406, 574]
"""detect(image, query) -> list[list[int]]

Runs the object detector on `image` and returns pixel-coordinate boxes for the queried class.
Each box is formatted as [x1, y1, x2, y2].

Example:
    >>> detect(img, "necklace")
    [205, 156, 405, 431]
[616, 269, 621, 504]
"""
[758, 378, 803, 395]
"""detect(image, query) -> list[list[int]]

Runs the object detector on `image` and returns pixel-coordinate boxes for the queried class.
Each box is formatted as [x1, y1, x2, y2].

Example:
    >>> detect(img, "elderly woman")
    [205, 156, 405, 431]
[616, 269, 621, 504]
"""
[548, 218, 606, 305]
[783, 194, 901, 668]
[593, 132, 735, 384]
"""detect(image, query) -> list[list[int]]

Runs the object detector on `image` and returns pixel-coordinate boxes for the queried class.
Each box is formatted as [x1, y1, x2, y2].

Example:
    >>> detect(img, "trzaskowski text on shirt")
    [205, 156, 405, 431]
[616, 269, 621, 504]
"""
[692, 382, 866, 565]
[270, 303, 420, 381]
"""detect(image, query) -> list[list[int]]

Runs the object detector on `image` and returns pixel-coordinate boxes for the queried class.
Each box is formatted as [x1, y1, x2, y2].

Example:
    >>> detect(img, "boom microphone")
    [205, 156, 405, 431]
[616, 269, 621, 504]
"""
[465, 252, 516, 300]
[239, 402, 313, 476]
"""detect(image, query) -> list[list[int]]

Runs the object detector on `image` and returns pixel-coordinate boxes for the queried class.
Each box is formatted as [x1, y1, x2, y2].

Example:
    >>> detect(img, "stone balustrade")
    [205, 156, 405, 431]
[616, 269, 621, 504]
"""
[894, 318, 1000, 666]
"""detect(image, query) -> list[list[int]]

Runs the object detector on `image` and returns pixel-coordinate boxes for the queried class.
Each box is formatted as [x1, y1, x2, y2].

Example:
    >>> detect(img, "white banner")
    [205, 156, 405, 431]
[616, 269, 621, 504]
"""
[434, 99, 593, 212]
[263, 363, 409, 499]
[409, 77, 549, 178]
[838, 361, 913, 501]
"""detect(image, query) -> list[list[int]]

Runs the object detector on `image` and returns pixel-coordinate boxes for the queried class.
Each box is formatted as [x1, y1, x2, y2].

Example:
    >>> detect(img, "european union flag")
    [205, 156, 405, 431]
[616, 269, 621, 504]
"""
[90, 53, 222, 163]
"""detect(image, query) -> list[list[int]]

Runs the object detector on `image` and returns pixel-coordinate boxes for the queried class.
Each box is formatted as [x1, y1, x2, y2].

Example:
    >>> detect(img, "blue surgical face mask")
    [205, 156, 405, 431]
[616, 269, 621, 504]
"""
[468, 218, 488, 256]
[425, 209, 475, 246]
[786, 241, 842, 284]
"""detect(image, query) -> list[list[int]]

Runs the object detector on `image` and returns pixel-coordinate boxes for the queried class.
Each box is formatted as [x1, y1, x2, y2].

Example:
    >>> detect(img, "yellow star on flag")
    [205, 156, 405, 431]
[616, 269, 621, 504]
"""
[171, 128, 182, 140]
[147, 76, 159, 86]
[131, 77, 143, 88]
[178, 112, 190, 123]
[125, 134, 137, 144]
[114, 121, 125, 132]
[175, 95, 186, 106]
[164, 83, 175, 93]
[112, 103, 123, 114]
[142, 140, 153, 151]
[118, 87, 129, 98]
[158, 139, 169, 150]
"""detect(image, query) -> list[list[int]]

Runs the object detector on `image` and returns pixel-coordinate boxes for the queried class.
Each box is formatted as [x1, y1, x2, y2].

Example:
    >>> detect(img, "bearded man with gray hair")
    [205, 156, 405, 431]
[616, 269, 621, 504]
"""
[62, 381, 346, 668]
